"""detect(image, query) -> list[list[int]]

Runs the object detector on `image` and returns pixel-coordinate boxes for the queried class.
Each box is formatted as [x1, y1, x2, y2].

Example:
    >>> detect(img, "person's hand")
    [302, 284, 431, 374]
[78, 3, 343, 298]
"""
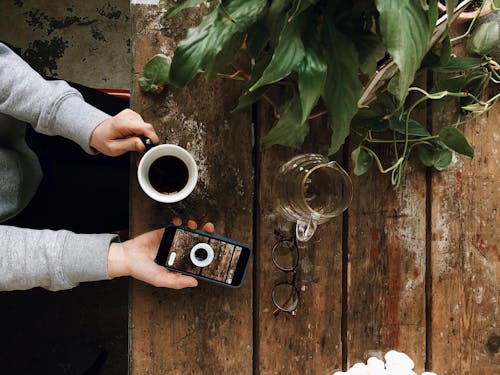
[90, 109, 159, 156]
[107, 219, 214, 289]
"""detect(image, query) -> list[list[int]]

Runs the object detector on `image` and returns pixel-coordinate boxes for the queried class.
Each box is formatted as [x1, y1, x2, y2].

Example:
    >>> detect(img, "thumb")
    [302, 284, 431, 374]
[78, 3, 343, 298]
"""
[156, 268, 198, 289]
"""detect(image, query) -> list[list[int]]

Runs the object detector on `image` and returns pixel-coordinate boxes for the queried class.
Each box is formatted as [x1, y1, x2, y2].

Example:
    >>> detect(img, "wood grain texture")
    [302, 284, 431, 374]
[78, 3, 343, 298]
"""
[430, 91, 500, 374]
[128, 5, 500, 374]
[347, 87, 428, 371]
[129, 2, 253, 374]
[256, 102, 343, 374]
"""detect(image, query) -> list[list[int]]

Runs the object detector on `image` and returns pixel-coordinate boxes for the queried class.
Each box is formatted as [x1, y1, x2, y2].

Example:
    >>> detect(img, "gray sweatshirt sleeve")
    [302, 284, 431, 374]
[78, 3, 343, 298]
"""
[0, 42, 110, 153]
[0, 225, 118, 291]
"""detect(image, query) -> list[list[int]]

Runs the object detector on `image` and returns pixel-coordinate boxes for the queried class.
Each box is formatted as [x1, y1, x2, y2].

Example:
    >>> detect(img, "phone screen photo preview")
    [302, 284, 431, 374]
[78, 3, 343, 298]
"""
[164, 229, 244, 285]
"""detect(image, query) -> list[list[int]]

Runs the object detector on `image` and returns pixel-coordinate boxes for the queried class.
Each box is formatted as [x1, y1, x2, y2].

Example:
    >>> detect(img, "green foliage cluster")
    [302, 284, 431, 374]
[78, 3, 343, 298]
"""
[140, 0, 500, 187]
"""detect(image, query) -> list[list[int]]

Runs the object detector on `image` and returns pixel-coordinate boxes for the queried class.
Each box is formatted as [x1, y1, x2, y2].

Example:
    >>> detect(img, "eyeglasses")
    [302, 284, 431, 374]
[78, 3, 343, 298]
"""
[271, 236, 300, 316]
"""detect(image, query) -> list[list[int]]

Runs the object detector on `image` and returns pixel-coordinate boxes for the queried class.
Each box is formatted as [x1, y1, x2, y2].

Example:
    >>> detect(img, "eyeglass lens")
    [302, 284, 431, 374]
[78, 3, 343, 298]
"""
[271, 239, 299, 314]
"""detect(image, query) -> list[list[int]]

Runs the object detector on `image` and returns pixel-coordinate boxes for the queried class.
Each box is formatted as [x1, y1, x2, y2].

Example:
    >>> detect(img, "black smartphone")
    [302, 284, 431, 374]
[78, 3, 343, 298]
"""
[155, 225, 252, 288]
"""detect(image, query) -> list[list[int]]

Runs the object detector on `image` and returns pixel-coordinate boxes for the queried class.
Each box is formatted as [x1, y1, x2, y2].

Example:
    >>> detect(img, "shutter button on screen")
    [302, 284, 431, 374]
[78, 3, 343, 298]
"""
[190, 243, 214, 267]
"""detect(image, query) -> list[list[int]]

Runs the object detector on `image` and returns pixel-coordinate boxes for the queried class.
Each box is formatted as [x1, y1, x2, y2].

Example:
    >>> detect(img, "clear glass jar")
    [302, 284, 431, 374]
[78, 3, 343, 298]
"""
[273, 154, 353, 242]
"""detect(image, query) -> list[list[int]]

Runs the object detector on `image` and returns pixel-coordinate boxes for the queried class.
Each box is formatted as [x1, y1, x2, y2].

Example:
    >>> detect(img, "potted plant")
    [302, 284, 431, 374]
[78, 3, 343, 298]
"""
[139, 0, 500, 188]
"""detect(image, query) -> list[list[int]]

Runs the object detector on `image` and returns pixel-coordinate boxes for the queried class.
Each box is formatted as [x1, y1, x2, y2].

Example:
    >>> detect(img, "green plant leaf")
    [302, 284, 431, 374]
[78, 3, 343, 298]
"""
[388, 117, 431, 136]
[494, 0, 500, 9]
[298, 28, 327, 124]
[323, 23, 362, 156]
[164, 0, 204, 19]
[427, 0, 438, 38]
[438, 126, 474, 157]
[354, 33, 387, 76]
[434, 148, 453, 170]
[205, 32, 245, 82]
[267, 0, 292, 44]
[376, 0, 432, 103]
[245, 17, 269, 58]
[261, 95, 309, 149]
[417, 143, 453, 170]
[467, 19, 500, 56]
[250, 12, 305, 91]
[416, 143, 436, 167]
[430, 74, 466, 103]
[289, 0, 317, 21]
[350, 108, 390, 133]
[433, 56, 482, 72]
[232, 54, 272, 112]
[350, 94, 395, 133]
[461, 102, 487, 113]
[139, 54, 171, 93]
[440, 35, 451, 65]
[445, 0, 458, 25]
[170, 0, 267, 87]
[352, 147, 373, 176]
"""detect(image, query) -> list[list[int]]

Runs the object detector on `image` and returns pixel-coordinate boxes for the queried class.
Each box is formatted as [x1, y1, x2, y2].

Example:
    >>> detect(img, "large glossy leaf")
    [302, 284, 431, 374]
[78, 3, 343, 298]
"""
[354, 33, 387, 76]
[376, 0, 432, 102]
[170, 0, 267, 87]
[232, 54, 272, 112]
[261, 95, 309, 149]
[245, 17, 269, 58]
[433, 56, 482, 72]
[205, 32, 245, 82]
[323, 23, 362, 155]
[439, 126, 474, 157]
[267, 0, 293, 44]
[250, 13, 305, 91]
[289, 0, 317, 21]
[467, 19, 500, 55]
[164, 0, 204, 19]
[298, 27, 327, 124]
[427, 0, 438, 35]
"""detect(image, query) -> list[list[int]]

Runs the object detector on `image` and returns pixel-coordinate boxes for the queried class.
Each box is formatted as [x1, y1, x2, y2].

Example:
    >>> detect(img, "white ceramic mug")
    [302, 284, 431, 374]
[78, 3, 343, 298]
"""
[137, 143, 198, 203]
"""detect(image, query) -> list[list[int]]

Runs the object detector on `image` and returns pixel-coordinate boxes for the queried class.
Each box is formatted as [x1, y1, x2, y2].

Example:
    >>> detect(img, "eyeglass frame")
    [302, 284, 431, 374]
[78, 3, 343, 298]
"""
[271, 235, 300, 316]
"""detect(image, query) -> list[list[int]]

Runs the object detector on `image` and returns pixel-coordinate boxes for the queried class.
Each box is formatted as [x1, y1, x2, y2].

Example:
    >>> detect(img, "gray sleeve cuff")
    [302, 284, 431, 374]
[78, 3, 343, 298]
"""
[61, 232, 119, 287]
[51, 95, 111, 154]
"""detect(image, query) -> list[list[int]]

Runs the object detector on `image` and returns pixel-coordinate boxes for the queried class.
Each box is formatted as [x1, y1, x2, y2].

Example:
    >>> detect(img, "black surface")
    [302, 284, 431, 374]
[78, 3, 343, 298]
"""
[0, 83, 130, 375]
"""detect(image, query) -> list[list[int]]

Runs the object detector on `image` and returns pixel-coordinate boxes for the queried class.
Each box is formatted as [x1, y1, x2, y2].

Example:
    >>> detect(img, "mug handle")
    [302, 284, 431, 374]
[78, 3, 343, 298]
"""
[140, 137, 155, 151]
[296, 217, 318, 242]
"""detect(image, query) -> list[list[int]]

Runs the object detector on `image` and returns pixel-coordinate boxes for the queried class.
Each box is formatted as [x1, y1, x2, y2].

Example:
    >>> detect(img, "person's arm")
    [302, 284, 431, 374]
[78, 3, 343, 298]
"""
[0, 42, 158, 155]
[0, 225, 115, 291]
[0, 221, 212, 291]
[0, 43, 109, 154]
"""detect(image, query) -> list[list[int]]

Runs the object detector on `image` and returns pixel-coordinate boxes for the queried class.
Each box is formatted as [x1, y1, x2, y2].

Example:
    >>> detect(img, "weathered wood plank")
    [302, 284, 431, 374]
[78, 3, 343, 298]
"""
[256, 103, 343, 374]
[347, 89, 427, 371]
[430, 92, 500, 374]
[129, 2, 253, 374]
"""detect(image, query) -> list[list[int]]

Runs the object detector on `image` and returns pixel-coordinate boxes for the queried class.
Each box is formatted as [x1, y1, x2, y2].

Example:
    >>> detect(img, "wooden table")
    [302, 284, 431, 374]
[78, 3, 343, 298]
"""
[129, 2, 499, 374]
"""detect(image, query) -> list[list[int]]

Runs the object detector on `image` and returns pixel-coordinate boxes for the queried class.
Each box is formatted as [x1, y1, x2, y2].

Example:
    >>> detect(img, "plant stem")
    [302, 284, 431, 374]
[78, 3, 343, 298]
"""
[367, 135, 439, 144]
[450, 0, 487, 43]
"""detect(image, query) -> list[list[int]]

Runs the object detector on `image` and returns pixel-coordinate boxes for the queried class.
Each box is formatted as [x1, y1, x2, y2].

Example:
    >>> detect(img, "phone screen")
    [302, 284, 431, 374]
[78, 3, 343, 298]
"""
[160, 227, 248, 286]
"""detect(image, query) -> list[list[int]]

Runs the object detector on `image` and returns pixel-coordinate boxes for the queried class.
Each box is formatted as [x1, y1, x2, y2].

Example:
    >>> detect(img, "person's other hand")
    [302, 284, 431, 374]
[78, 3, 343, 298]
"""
[107, 220, 214, 289]
[90, 109, 160, 156]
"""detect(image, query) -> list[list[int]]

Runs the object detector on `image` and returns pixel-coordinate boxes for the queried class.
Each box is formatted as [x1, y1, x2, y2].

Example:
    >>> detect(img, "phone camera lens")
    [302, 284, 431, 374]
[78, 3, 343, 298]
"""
[190, 243, 214, 268]
[194, 248, 208, 261]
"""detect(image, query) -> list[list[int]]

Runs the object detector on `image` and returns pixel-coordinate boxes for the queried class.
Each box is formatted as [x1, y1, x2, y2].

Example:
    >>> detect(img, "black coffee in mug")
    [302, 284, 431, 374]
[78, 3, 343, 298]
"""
[148, 156, 189, 194]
